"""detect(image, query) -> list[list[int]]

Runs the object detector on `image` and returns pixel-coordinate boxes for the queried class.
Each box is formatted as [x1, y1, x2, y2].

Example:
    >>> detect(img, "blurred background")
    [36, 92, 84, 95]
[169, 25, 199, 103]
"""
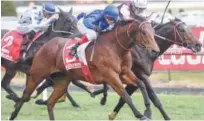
[1, 1, 204, 120]
[1, 0, 204, 92]
[1, 0, 204, 29]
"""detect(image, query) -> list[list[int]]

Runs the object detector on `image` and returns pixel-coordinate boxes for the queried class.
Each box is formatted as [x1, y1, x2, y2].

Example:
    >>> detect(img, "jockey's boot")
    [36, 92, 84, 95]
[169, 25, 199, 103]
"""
[69, 35, 89, 58]
[16, 30, 36, 64]
[15, 45, 27, 64]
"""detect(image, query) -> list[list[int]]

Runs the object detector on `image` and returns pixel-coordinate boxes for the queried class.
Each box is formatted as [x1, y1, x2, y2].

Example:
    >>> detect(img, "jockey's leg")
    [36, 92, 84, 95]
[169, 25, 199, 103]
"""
[17, 30, 36, 63]
[70, 18, 97, 57]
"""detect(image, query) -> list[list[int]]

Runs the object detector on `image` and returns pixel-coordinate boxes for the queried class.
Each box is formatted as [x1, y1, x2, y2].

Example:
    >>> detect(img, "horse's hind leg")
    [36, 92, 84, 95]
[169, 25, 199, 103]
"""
[100, 83, 109, 105]
[72, 81, 93, 95]
[1, 70, 19, 102]
[33, 79, 54, 105]
[33, 78, 54, 98]
[10, 59, 52, 119]
[47, 79, 70, 120]
[9, 75, 41, 120]
[65, 89, 81, 109]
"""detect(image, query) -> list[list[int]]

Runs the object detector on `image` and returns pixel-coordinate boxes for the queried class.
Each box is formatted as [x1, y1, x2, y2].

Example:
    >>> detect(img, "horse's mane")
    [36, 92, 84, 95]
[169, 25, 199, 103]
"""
[154, 17, 183, 31]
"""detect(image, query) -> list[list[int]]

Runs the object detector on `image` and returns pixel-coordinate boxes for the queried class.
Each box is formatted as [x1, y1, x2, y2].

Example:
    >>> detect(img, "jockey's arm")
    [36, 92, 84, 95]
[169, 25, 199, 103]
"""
[32, 13, 59, 32]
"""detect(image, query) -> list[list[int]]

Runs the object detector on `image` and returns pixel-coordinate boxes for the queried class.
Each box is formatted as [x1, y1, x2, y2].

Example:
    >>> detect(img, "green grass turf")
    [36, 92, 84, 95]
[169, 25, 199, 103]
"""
[2, 71, 204, 84]
[1, 91, 204, 120]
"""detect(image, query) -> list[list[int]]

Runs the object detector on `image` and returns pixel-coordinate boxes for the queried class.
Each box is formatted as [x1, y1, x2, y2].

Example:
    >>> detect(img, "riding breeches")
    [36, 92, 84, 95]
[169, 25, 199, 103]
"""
[77, 18, 97, 41]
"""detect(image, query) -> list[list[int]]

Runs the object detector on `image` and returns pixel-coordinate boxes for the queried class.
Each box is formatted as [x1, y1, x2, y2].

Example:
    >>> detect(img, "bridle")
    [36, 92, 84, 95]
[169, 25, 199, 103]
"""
[115, 20, 149, 51]
[154, 21, 188, 46]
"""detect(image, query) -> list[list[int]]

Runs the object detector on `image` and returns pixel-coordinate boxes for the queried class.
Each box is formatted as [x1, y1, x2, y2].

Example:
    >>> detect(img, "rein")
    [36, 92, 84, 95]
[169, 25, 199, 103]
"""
[115, 20, 149, 51]
[154, 22, 186, 45]
[51, 23, 74, 35]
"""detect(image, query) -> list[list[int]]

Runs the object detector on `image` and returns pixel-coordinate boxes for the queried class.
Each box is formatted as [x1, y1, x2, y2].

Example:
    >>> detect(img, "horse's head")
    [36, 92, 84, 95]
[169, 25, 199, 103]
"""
[118, 17, 160, 54]
[160, 18, 202, 52]
[49, 8, 78, 36]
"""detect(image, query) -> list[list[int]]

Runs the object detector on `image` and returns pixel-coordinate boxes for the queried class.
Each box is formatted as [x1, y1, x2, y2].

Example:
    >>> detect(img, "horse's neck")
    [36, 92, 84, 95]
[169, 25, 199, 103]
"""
[156, 30, 173, 57]
[98, 28, 131, 57]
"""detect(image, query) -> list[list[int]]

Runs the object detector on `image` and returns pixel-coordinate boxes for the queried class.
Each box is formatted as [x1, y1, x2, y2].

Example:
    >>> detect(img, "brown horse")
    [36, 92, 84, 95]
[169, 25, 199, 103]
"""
[9, 18, 160, 120]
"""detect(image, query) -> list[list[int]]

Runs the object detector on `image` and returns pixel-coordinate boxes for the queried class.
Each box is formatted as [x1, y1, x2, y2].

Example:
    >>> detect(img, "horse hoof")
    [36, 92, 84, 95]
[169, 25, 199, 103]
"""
[144, 110, 152, 119]
[90, 93, 95, 98]
[140, 116, 149, 121]
[6, 94, 20, 102]
[100, 97, 106, 105]
[72, 103, 81, 109]
[108, 112, 117, 120]
[76, 107, 81, 111]
[35, 99, 47, 105]
[165, 117, 171, 120]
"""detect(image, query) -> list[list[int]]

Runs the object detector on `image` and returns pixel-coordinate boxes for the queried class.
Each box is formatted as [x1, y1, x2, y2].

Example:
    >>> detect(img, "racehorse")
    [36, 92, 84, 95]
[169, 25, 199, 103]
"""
[35, 18, 202, 120]
[9, 18, 160, 120]
[102, 18, 202, 120]
[1, 8, 78, 102]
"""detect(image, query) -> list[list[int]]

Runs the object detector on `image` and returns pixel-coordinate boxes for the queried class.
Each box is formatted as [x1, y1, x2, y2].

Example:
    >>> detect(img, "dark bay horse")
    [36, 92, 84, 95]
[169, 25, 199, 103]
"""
[9, 18, 160, 120]
[108, 18, 202, 120]
[1, 8, 78, 102]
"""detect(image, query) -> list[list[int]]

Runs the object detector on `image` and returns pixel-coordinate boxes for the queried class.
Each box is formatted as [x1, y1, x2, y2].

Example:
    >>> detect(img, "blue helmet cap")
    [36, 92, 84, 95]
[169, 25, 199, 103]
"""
[103, 5, 120, 22]
[43, 2, 56, 14]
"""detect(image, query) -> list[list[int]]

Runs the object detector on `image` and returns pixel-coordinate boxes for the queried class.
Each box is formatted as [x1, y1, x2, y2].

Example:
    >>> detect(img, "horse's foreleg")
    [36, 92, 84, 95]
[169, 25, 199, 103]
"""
[47, 79, 70, 120]
[109, 85, 138, 120]
[136, 78, 152, 119]
[65, 89, 81, 109]
[31, 78, 53, 99]
[1, 70, 19, 102]
[106, 72, 146, 120]
[141, 75, 170, 120]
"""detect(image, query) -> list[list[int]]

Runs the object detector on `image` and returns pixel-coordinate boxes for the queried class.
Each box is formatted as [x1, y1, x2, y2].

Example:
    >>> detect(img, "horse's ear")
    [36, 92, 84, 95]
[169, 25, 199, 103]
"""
[69, 7, 73, 15]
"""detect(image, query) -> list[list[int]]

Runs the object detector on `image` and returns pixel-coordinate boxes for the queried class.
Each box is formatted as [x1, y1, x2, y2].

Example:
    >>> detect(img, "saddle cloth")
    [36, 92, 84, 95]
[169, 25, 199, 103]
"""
[1, 30, 41, 62]
[62, 37, 95, 84]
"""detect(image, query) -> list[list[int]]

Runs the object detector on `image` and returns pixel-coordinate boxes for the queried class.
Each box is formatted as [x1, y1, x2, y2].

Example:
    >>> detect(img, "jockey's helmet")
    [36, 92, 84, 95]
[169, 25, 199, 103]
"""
[103, 5, 120, 22]
[42, 2, 56, 16]
[132, 0, 147, 9]
[131, 0, 147, 15]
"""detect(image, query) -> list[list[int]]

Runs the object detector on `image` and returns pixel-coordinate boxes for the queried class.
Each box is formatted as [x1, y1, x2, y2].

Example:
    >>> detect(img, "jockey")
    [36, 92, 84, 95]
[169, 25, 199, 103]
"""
[70, 4, 120, 57]
[16, 2, 59, 52]
[119, 0, 147, 20]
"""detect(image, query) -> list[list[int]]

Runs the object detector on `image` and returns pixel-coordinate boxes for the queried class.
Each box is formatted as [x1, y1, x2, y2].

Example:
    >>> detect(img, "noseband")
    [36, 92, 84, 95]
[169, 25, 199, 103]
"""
[115, 20, 149, 51]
